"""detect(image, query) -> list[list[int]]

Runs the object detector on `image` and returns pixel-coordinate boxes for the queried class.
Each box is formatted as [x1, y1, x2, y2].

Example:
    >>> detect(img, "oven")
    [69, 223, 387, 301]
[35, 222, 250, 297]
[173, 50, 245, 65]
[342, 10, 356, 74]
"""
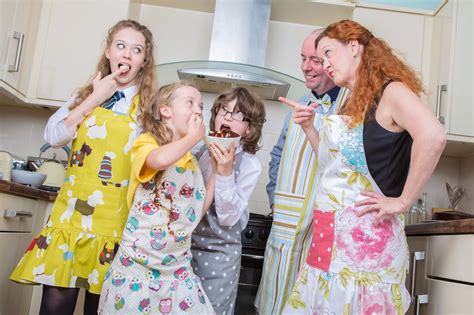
[235, 213, 273, 314]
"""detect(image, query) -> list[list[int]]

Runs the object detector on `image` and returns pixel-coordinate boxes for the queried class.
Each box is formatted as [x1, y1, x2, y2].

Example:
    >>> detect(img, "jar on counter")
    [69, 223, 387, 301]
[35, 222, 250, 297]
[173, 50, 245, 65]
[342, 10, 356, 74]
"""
[0, 151, 13, 181]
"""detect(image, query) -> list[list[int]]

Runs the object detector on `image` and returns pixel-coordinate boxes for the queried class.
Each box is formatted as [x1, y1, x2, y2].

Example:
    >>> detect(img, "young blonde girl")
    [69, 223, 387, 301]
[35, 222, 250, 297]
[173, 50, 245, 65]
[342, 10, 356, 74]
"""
[10, 20, 156, 315]
[99, 81, 215, 314]
[191, 87, 266, 314]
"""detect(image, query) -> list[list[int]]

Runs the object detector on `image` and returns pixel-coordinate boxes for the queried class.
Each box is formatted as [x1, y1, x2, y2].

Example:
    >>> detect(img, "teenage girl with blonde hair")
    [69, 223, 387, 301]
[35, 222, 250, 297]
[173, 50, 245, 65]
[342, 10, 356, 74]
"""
[10, 20, 157, 315]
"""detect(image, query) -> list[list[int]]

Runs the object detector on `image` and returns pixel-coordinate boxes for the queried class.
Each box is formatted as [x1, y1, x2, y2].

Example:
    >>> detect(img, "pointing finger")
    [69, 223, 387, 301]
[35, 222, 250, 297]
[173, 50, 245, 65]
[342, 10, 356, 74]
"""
[278, 97, 301, 108]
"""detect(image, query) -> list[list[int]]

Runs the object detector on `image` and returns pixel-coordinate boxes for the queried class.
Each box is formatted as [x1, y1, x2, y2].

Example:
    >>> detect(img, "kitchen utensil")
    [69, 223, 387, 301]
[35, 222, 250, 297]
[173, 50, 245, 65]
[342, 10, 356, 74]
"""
[446, 182, 465, 209]
[11, 169, 47, 188]
[36, 144, 70, 188]
[0, 151, 13, 181]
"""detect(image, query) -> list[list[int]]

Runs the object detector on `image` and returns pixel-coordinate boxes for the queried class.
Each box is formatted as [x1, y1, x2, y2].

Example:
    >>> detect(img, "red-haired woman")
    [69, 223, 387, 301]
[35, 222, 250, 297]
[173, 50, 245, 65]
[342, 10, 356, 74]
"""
[281, 20, 446, 314]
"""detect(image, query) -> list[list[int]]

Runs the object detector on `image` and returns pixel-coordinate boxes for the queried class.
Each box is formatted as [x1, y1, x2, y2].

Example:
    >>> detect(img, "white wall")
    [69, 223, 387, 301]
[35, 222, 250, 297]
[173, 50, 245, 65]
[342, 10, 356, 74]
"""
[139, 5, 317, 214]
[0, 105, 62, 160]
[459, 154, 474, 214]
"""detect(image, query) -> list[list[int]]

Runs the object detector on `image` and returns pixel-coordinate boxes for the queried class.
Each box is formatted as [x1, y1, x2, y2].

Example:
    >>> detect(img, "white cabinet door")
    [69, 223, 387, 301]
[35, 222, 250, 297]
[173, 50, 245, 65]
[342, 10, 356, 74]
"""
[352, 8, 428, 83]
[0, 0, 39, 94]
[406, 236, 429, 315]
[0, 196, 48, 315]
[426, 278, 474, 315]
[0, 232, 36, 315]
[445, 0, 473, 138]
[33, 0, 130, 103]
[0, 0, 18, 77]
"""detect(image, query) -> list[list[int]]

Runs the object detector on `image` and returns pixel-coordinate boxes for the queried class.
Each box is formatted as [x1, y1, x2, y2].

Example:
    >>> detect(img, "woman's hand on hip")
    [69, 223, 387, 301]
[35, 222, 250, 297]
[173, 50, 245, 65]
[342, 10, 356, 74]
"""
[354, 191, 410, 219]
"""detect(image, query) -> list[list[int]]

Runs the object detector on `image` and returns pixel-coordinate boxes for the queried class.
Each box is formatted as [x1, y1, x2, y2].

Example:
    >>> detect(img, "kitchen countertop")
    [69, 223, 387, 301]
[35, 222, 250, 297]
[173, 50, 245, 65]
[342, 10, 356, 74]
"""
[405, 218, 474, 236]
[2, 180, 472, 235]
[0, 179, 57, 201]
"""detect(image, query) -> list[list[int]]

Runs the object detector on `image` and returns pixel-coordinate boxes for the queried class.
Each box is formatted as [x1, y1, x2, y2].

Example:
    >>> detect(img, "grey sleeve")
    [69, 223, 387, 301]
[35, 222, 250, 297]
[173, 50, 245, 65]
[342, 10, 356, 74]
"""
[266, 111, 292, 207]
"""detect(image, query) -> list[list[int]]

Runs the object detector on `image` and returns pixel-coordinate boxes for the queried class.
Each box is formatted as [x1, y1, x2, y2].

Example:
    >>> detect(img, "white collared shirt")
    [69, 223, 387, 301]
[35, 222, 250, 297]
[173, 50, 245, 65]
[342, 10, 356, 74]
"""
[194, 142, 262, 230]
[44, 85, 138, 147]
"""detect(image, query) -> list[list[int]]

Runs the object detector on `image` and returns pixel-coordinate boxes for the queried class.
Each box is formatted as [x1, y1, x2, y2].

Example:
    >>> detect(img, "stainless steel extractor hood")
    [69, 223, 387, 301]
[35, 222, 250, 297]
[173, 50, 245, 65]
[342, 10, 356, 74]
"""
[177, 0, 290, 100]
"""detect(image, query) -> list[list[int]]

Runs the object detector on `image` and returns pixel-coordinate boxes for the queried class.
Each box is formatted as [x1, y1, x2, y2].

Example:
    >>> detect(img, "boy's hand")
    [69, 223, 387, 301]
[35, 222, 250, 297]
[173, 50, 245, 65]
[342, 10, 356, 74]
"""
[209, 142, 236, 176]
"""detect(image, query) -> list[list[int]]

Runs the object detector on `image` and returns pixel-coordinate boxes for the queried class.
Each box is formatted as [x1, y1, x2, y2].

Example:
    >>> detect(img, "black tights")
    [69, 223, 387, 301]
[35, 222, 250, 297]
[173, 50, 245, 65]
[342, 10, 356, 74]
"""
[39, 285, 100, 315]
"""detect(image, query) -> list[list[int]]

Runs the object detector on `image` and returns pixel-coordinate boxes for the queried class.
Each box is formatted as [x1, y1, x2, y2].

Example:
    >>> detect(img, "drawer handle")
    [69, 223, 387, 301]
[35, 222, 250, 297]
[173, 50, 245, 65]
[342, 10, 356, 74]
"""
[416, 294, 429, 314]
[411, 251, 425, 314]
[3, 209, 33, 218]
[241, 253, 264, 260]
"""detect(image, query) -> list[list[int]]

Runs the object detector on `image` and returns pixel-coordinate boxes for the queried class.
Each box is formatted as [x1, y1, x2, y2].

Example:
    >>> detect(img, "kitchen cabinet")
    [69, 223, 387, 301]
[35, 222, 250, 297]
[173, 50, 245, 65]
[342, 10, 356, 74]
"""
[32, 0, 131, 104]
[430, 0, 473, 142]
[0, 192, 48, 315]
[406, 234, 474, 314]
[1, 0, 133, 107]
[0, 0, 42, 99]
[425, 235, 474, 314]
[352, 7, 431, 88]
[406, 236, 429, 315]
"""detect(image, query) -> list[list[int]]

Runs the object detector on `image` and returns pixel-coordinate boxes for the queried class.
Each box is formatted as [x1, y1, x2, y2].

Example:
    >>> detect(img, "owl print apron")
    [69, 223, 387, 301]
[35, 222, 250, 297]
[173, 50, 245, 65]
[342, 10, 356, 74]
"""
[99, 153, 215, 314]
[283, 114, 410, 315]
[10, 98, 139, 294]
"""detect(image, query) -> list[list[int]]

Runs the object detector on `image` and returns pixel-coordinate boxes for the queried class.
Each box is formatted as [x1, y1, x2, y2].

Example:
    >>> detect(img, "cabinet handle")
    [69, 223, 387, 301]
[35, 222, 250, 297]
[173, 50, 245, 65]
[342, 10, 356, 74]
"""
[241, 253, 264, 260]
[435, 84, 447, 124]
[3, 209, 33, 218]
[8, 31, 25, 72]
[415, 294, 429, 315]
[410, 251, 425, 306]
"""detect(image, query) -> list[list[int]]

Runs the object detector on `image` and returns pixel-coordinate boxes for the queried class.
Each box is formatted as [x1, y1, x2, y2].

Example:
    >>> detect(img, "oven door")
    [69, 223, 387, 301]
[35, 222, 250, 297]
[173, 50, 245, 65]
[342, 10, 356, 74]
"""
[235, 250, 264, 315]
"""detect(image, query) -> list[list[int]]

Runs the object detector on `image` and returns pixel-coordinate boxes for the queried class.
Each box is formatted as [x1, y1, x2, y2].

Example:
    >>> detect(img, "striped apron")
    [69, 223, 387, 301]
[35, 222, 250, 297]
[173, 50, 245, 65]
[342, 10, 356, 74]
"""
[255, 88, 349, 315]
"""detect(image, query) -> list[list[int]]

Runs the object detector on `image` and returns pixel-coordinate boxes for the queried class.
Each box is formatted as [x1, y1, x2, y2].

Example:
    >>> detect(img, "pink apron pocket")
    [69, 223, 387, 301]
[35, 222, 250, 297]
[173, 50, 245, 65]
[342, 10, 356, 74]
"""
[306, 209, 335, 271]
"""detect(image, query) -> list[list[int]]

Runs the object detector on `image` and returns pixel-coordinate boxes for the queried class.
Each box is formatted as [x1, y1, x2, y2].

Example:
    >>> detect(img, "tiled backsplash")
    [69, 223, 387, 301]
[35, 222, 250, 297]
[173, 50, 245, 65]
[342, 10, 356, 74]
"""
[1, 101, 472, 216]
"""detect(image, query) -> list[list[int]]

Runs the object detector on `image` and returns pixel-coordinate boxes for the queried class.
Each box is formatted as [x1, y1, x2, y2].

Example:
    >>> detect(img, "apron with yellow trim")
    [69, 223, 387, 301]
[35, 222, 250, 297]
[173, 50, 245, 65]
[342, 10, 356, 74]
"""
[10, 97, 139, 294]
[283, 114, 410, 314]
[255, 88, 349, 315]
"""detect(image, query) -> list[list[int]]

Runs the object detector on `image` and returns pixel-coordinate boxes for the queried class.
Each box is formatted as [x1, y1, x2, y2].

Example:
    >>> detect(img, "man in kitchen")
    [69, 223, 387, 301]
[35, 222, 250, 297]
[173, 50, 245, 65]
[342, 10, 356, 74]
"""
[255, 28, 349, 315]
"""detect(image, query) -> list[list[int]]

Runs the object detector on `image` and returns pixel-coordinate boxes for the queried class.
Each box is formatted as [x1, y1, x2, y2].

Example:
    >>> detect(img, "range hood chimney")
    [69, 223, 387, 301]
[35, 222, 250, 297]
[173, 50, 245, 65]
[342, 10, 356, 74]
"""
[177, 0, 290, 100]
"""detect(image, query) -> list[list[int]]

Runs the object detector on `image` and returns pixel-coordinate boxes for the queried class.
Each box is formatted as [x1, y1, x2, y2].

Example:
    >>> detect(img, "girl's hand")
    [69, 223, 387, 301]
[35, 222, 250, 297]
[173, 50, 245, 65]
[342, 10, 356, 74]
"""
[91, 69, 124, 104]
[209, 142, 236, 176]
[354, 191, 410, 219]
[278, 97, 317, 131]
[187, 113, 205, 144]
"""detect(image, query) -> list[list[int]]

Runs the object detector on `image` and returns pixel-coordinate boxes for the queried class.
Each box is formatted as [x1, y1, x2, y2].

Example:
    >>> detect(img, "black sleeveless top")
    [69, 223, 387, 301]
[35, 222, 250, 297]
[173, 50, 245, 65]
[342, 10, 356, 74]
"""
[363, 81, 413, 197]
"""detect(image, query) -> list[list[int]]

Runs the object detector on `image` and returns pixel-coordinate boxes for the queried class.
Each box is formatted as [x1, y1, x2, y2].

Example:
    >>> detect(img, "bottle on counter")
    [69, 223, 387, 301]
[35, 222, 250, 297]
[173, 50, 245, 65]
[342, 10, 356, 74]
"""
[418, 192, 428, 222]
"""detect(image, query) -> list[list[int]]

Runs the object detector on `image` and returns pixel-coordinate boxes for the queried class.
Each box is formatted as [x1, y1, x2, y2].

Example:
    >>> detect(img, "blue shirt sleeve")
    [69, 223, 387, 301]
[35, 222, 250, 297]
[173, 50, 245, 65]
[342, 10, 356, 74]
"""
[266, 110, 292, 208]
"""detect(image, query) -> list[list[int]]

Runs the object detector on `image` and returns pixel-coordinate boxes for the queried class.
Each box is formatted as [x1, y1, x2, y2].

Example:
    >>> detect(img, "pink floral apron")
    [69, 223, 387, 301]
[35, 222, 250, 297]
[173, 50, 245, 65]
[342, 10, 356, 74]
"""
[283, 115, 410, 315]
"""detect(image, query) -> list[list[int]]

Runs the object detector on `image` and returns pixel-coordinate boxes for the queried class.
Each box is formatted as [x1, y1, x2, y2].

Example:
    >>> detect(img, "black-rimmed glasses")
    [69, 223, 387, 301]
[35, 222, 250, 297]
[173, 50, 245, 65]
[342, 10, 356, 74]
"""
[216, 107, 248, 122]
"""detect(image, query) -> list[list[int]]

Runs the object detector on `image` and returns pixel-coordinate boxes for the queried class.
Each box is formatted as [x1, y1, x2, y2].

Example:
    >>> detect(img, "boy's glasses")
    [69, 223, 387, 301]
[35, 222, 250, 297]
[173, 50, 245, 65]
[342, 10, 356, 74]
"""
[217, 107, 248, 122]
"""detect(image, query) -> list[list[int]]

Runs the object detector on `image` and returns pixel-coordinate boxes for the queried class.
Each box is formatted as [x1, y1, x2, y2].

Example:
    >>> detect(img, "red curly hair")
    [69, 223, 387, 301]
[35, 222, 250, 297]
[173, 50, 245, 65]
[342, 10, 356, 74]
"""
[316, 20, 423, 126]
